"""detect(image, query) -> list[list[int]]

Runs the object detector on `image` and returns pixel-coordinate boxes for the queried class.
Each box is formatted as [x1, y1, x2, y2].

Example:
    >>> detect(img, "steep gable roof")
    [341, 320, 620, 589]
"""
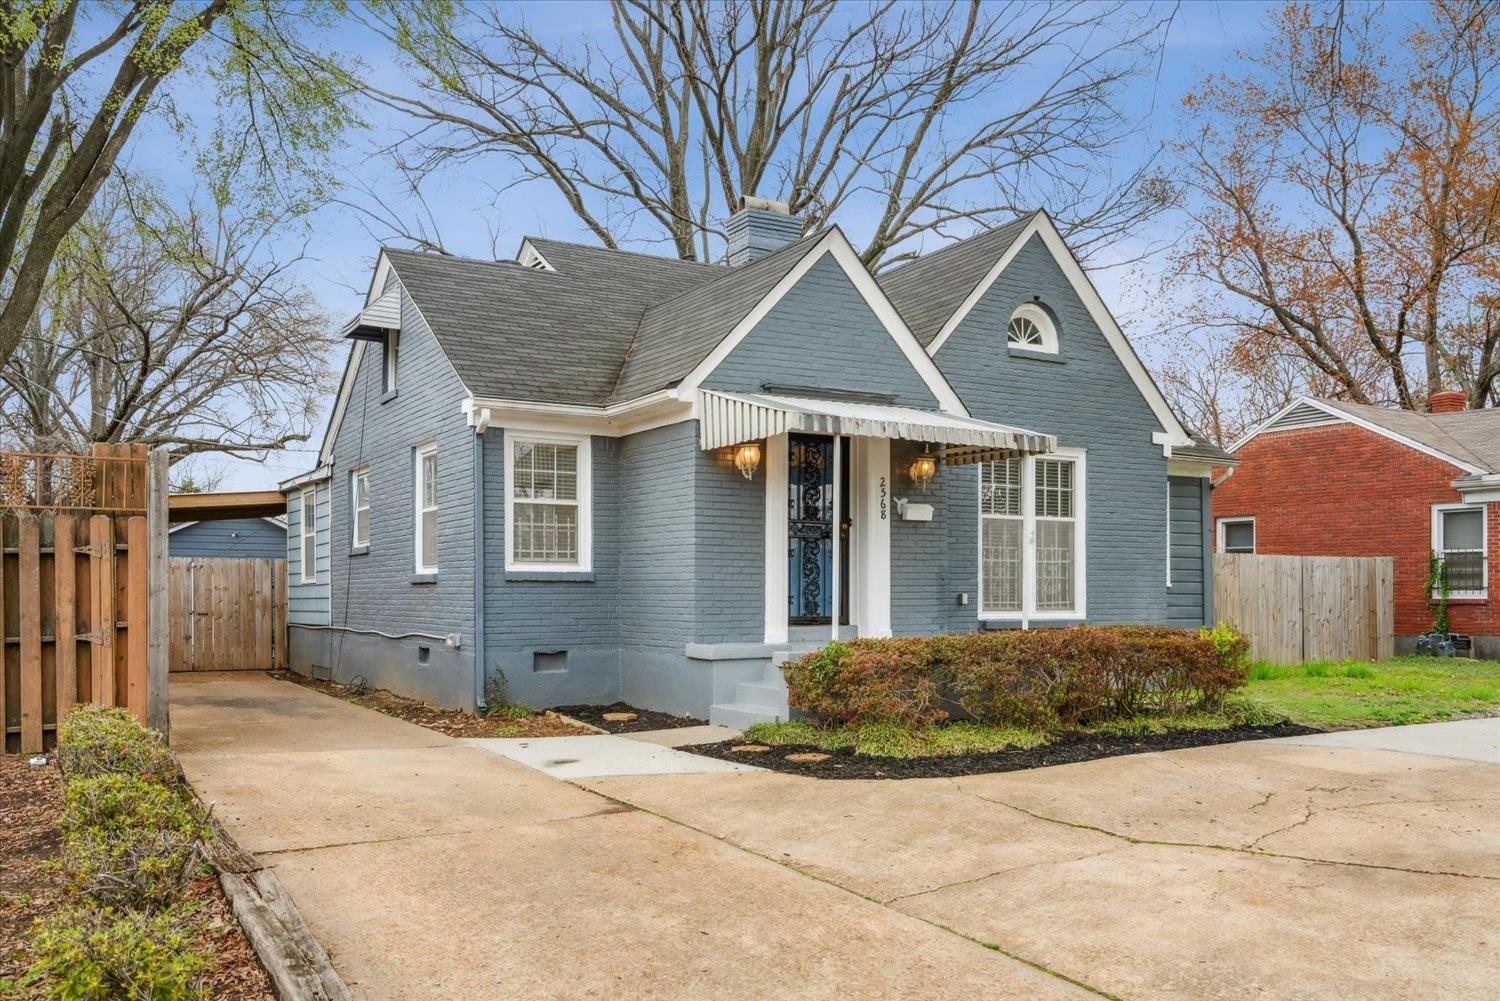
[384, 243, 717, 406]
[607, 229, 829, 404]
[878, 215, 1035, 346]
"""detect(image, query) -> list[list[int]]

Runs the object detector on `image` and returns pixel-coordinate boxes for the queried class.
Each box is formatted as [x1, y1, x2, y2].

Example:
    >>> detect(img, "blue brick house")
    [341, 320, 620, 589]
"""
[279, 199, 1233, 726]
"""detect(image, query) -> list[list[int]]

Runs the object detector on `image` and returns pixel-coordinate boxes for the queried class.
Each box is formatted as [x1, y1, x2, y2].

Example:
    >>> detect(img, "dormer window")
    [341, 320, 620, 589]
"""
[1007, 302, 1058, 354]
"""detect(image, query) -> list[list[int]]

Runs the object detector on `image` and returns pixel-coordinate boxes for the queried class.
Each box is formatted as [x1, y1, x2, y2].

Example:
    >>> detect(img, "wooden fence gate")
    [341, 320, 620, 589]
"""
[1, 444, 169, 753]
[1214, 553, 1395, 664]
[168, 557, 287, 672]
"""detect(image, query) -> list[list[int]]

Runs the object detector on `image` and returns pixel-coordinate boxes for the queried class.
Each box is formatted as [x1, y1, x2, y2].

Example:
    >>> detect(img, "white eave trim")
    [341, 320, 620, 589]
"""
[461, 389, 691, 438]
[278, 464, 332, 492]
[923, 211, 1192, 448]
[1233, 396, 1486, 475]
[1455, 472, 1500, 504]
[676, 228, 971, 417]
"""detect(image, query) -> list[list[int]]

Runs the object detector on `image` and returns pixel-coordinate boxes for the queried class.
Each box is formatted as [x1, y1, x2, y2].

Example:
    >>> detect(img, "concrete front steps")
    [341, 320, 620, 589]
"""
[708, 628, 854, 729]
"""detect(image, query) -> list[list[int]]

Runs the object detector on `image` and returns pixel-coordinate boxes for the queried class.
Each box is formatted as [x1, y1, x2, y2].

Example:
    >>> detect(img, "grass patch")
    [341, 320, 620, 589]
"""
[1242, 655, 1500, 727]
[743, 719, 1048, 758]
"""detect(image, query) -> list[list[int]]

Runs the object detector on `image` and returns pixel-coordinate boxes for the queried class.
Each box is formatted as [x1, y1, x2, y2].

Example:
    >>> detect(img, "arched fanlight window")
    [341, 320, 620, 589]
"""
[1007, 302, 1058, 354]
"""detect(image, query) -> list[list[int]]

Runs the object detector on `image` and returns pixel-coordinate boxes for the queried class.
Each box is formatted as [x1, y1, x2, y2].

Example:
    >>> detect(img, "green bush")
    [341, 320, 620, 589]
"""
[55, 706, 176, 785]
[783, 625, 1250, 729]
[59, 776, 206, 914]
[27, 904, 210, 1001]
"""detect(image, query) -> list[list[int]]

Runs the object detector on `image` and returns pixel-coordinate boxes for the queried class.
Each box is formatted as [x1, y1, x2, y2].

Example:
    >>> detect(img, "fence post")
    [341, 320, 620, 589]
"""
[146, 449, 170, 736]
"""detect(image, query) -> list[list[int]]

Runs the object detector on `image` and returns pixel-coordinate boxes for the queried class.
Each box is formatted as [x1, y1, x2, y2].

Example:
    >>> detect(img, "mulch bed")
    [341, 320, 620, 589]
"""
[271, 671, 596, 738]
[686, 722, 1323, 780]
[553, 702, 707, 734]
[0, 755, 275, 999]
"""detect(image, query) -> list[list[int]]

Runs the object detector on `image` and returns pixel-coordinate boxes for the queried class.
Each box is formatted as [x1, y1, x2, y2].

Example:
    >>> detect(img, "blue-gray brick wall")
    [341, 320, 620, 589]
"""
[1167, 476, 1212, 627]
[924, 233, 1172, 626]
[702, 254, 939, 406]
[325, 274, 476, 648]
[171, 518, 286, 560]
[694, 442, 766, 644]
[285, 483, 330, 625]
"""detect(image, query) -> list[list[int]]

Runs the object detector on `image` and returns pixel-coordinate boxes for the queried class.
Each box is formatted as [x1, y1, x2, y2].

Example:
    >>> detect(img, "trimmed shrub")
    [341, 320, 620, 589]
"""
[55, 706, 176, 785]
[59, 776, 207, 914]
[27, 904, 210, 1001]
[783, 625, 1250, 729]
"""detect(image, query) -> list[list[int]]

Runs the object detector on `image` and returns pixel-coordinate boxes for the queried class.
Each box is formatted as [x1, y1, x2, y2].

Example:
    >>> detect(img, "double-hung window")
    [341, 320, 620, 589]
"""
[1433, 504, 1486, 598]
[978, 451, 1085, 619]
[414, 443, 438, 574]
[299, 488, 317, 584]
[350, 466, 370, 550]
[505, 433, 592, 572]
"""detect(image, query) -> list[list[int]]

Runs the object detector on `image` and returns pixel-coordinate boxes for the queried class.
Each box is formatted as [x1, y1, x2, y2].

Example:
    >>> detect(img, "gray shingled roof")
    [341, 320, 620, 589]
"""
[606, 229, 829, 404]
[1172, 437, 1239, 465]
[878, 215, 1036, 346]
[1319, 398, 1500, 473]
[384, 242, 716, 406]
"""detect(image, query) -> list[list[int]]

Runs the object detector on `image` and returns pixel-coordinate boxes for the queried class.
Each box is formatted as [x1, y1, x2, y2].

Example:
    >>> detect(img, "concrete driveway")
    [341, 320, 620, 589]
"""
[172, 673, 1499, 1000]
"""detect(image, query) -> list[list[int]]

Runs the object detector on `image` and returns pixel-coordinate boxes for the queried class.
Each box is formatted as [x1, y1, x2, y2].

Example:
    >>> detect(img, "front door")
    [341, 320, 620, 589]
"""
[787, 434, 850, 625]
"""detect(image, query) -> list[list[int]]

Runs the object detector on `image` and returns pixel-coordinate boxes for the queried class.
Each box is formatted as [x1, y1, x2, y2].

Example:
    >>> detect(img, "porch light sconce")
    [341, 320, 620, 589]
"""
[909, 445, 937, 491]
[734, 442, 763, 480]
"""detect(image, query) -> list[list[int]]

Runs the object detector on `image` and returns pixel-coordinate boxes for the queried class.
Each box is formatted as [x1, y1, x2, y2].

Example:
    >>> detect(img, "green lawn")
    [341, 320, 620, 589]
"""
[1242, 655, 1500, 728]
[745, 656, 1500, 759]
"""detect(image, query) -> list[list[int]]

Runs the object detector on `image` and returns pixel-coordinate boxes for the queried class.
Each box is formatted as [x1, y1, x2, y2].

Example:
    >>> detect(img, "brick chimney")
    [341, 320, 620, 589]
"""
[726, 195, 802, 266]
[1429, 390, 1468, 414]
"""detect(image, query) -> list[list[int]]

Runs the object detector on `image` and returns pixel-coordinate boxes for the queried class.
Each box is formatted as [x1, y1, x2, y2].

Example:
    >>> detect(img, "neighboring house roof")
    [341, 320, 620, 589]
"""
[1172, 437, 1240, 466]
[878, 215, 1036, 346]
[1237, 396, 1500, 475]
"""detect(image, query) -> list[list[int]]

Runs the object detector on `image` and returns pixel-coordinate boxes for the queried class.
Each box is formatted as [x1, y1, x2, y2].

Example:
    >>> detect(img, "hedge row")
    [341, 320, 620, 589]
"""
[782, 623, 1250, 729]
[27, 705, 213, 1001]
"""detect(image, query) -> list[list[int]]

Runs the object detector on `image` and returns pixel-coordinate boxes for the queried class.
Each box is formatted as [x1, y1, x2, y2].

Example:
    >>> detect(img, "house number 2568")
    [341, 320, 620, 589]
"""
[878, 476, 887, 520]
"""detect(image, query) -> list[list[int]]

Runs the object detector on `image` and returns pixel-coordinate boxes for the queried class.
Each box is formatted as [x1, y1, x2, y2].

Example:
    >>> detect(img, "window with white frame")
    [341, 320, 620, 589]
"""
[350, 466, 370, 549]
[506, 434, 592, 571]
[978, 452, 1084, 618]
[299, 488, 317, 583]
[1006, 302, 1058, 353]
[414, 443, 438, 573]
[1433, 504, 1486, 597]
[383, 331, 399, 393]
[1218, 517, 1255, 554]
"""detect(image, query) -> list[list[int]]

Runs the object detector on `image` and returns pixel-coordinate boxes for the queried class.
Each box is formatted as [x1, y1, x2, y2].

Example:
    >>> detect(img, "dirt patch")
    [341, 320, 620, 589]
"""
[554, 702, 707, 734]
[0, 756, 275, 999]
[687, 722, 1322, 779]
[272, 671, 596, 738]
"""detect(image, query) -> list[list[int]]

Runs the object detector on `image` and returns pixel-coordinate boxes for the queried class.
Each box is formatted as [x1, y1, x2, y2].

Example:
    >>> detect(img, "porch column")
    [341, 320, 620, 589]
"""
[763, 432, 789, 644]
[855, 437, 892, 637]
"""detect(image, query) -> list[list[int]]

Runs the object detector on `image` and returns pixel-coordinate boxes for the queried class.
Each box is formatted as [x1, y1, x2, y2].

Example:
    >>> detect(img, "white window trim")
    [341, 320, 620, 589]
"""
[350, 465, 370, 550]
[1165, 486, 1172, 588]
[977, 447, 1087, 623]
[1432, 503, 1487, 599]
[503, 430, 593, 573]
[414, 441, 438, 574]
[1217, 516, 1256, 554]
[1007, 302, 1059, 353]
[299, 487, 317, 584]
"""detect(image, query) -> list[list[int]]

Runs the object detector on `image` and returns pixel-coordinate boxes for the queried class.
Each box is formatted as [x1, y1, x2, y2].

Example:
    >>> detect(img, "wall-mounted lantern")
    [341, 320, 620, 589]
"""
[908, 445, 937, 491]
[734, 442, 763, 480]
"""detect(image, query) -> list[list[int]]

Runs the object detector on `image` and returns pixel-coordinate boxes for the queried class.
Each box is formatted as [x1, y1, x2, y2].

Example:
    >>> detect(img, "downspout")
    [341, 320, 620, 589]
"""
[472, 423, 488, 712]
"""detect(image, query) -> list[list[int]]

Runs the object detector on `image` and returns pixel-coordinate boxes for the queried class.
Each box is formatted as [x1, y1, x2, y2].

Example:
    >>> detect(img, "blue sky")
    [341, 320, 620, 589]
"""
[141, 0, 1275, 491]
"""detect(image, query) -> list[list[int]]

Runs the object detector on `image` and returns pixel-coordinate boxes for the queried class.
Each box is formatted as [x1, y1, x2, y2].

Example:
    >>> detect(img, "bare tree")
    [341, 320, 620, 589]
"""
[352, 0, 1175, 266]
[0, 177, 332, 461]
[1167, 0, 1500, 413]
[0, 0, 359, 368]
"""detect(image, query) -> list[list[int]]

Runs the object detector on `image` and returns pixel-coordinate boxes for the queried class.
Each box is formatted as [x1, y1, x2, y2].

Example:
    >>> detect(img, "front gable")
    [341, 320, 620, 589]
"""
[698, 253, 940, 407]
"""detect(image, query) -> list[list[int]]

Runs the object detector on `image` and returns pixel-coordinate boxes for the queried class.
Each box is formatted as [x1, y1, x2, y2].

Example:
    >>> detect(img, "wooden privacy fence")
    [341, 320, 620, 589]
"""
[1214, 554, 1395, 665]
[168, 557, 287, 672]
[1, 444, 169, 753]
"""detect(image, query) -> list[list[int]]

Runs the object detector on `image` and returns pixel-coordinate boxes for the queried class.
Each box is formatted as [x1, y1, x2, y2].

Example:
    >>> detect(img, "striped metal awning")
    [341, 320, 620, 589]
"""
[697, 390, 1054, 465]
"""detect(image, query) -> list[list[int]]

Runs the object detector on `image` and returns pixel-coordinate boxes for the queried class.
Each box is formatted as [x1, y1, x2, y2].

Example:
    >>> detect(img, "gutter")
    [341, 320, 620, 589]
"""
[472, 429, 488, 712]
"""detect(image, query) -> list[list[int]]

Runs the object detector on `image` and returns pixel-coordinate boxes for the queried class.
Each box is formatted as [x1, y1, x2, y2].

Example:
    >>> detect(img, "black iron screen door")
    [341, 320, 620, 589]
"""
[787, 434, 851, 625]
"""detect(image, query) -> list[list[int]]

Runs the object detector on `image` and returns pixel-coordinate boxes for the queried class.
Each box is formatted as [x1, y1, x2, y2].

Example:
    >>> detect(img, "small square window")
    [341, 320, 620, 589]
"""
[1220, 519, 1255, 554]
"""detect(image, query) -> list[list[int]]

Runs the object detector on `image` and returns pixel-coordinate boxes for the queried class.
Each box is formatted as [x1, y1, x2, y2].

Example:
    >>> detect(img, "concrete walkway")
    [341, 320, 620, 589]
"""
[171, 673, 1088, 1000]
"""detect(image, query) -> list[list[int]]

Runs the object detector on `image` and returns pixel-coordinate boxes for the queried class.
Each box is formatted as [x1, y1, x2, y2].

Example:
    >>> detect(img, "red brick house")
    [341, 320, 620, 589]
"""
[1214, 392, 1500, 658]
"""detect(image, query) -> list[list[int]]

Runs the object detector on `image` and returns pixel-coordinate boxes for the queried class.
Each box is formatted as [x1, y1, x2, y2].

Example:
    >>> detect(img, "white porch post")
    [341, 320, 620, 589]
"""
[831, 434, 842, 643]
[856, 438, 891, 637]
[763, 432, 789, 644]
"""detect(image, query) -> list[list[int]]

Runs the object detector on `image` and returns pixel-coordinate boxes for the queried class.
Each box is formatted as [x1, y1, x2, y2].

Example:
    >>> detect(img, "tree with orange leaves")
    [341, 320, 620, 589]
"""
[1167, 0, 1500, 437]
